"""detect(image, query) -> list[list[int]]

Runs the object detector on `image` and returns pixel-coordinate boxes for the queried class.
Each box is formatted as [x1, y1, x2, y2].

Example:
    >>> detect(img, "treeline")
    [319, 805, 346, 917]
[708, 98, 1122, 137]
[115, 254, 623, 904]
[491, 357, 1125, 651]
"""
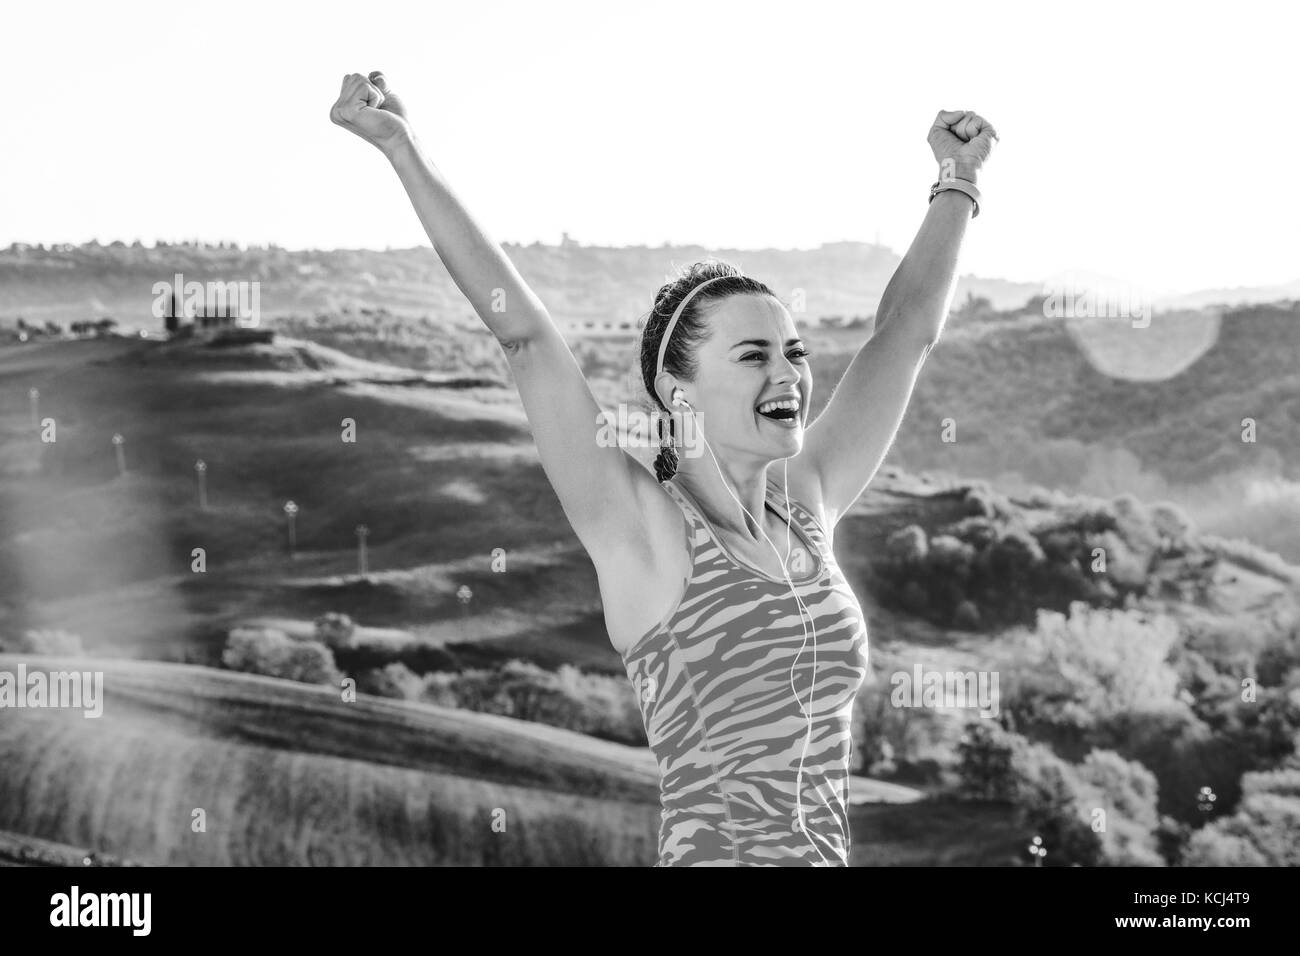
[875, 485, 1200, 630]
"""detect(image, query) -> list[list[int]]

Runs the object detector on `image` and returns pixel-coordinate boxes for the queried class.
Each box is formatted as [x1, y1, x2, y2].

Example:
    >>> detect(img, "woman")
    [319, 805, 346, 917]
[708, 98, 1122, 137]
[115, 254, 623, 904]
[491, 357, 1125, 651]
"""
[331, 71, 997, 866]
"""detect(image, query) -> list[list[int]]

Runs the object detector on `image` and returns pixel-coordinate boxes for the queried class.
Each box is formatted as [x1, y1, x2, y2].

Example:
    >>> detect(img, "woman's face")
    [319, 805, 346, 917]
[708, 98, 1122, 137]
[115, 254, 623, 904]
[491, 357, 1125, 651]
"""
[682, 293, 812, 464]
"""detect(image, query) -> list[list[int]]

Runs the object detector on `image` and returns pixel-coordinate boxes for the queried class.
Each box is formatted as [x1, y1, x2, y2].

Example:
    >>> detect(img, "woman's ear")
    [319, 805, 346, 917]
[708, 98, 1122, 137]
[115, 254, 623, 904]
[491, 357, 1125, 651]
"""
[654, 371, 677, 410]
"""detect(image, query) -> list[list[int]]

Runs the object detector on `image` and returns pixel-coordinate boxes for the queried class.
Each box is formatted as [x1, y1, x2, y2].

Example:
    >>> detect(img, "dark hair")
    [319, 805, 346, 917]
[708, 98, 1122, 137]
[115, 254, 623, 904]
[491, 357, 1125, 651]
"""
[637, 259, 777, 481]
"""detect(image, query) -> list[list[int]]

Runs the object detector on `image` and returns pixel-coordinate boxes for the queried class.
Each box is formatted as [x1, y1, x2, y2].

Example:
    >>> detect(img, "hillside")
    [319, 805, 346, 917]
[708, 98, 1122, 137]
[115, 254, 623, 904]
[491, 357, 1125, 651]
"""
[0, 240, 1043, 329]
[0, 654, 996, 866]
[6, 241, 1297, 335]
[0, 654, 660, 865]
[3, 317, 1298, 866]
[890, 300, 1300, 489]
[3, 328, 1296, 672]
[801, 298, 1300, 564]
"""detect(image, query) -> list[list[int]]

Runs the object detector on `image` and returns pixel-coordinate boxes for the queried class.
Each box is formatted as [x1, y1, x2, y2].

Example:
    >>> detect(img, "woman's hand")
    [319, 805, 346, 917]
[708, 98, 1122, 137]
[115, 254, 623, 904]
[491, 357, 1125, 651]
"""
[927, 110, 998, 182]
[330, 71, 413, 157]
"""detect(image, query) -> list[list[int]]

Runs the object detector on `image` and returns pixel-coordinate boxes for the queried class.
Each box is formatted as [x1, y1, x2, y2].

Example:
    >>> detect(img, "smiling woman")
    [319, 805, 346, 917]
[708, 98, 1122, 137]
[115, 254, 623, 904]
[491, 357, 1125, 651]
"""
[329, 69, 997, 865]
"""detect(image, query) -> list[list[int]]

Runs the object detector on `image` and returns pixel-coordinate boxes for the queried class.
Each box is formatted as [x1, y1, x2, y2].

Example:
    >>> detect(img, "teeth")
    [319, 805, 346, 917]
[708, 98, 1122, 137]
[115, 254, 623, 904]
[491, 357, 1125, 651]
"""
[757, 398, 800, 414]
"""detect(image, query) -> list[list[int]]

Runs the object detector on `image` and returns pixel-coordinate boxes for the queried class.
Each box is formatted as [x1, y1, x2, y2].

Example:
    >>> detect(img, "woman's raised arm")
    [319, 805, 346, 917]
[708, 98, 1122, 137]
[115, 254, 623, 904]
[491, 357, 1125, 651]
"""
[799, 109, 999, 529]
[329, 72, 669, 564]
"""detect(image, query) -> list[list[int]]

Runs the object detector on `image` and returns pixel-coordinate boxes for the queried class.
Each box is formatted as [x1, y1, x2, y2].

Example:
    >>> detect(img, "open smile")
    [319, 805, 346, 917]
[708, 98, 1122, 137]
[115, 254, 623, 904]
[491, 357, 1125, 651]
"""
[755, 395, 802, 427]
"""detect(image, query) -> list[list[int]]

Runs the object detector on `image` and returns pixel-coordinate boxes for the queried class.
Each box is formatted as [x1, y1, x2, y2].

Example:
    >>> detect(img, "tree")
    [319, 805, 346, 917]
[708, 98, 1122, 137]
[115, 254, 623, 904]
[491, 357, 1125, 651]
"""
[1181, 771, 1300, 866]
[314, 612, 356, 650]
[1077, 749, 1163, 865]
[356, 662, 424, 700]
[957, 721, 1017, 801]
[6, 629, 84, 655]
[222, 627, 340, 686]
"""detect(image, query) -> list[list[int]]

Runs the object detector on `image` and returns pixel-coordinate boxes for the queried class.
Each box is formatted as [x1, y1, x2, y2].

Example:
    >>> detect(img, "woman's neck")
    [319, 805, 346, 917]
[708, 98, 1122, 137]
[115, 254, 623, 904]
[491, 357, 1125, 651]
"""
[674, 461, 772, 543]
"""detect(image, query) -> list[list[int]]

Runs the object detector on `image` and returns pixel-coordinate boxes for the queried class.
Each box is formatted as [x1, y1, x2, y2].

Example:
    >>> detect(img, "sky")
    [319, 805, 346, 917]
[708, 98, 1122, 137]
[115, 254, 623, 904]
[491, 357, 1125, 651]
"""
[2, 0, 1297, 295]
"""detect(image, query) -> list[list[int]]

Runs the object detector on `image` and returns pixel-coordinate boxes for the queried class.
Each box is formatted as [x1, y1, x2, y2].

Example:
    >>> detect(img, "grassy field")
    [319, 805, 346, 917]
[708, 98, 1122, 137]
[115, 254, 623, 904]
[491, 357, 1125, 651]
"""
[0, 653, 1025, 866]
[0, 335, 615, 666]
[0, 654, 663, 865]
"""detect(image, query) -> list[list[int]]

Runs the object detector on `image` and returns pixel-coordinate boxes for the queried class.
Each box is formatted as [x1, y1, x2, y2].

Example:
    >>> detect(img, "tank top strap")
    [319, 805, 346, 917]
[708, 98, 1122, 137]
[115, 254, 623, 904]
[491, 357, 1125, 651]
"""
[764, 476, 831, 553]
[659, 480, 710, 548]
[664, 477, 828, 584]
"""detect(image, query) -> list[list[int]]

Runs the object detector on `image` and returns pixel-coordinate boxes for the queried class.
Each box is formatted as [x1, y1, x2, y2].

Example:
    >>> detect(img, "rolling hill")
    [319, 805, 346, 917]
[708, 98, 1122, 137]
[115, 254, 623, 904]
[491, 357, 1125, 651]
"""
[0, 654, 994, 866]
[3, 292, 1298, 866]
[3, 325, 1297, 673]
[0, 240, 1047, 331]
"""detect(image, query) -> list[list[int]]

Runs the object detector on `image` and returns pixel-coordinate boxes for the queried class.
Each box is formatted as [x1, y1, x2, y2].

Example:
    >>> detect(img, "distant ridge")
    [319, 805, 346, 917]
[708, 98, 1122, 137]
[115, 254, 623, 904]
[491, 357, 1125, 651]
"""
[0, 240, 1043, 329]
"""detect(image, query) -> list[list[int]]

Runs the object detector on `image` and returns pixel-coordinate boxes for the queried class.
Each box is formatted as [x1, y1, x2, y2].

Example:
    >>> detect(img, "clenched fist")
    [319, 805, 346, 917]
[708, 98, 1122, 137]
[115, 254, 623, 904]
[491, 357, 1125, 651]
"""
[330, 71, 412, 156]
[928, 110, 998, 181]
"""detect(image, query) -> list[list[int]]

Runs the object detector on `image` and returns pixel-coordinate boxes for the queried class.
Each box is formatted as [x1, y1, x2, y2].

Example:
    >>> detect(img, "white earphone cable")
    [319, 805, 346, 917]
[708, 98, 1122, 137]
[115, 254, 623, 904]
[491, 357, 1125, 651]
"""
[674, 396, 831, 866]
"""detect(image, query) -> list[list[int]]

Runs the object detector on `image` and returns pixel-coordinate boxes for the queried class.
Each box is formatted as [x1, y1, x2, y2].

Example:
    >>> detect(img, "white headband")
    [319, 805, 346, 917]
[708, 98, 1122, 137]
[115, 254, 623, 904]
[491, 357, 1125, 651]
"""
[653, 274, 736, 386]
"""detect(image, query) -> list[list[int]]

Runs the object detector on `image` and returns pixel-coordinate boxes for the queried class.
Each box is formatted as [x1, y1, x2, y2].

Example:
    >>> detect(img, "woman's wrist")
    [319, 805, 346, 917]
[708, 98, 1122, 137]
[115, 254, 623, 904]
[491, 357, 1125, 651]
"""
[382, 128, 419, 164]
[943, 161, 980, 185]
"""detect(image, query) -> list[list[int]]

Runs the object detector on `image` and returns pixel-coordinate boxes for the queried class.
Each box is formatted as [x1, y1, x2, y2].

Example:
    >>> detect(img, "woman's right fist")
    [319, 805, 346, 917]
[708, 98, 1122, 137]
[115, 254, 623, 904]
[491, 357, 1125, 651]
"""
[330, 71, 412, 155]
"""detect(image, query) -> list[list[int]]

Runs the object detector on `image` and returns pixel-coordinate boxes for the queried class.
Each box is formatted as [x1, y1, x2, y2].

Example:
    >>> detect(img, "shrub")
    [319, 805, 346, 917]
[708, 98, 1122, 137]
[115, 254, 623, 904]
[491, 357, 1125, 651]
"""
[984, 526, 1045, 579]
[1014, 744, 1106, 866]
[947, 516, 1000, 550]
[1149, 501, 1194, 547]
[314, 612, 356, 650]
[1181, 770, 1300, 866]
[222, 627, 341, 686]
[1256, 630, 1300, 686]
[1111, 492, 1147, 523]
[955, 722, 1108, 865]
[1111, 493, 1162, 558]
[1092, 705, 1254, 824]
[355, 662, 424, 700]
[421, 659, 646, 746]
[1038, 528, 1086, 564]
[1180, 828, 1270, 865]
[276, 642, 341, 685]
[855, 670, 957, 781]
[6, 629, 85, 656]
[928, 535, 976, 581]
[953, 600, 982, 630]
[1077, 749, 1164, 865]
[900, 580, 928, 612]
[956, 721, 1017, 801]
[998, 603, 1182, 749]
[1071, 499, 1120, 535]
[962, 488, 998, 518]
[1085, 530, 1150, 592]
[885, 525, 928, 565]
[1024, 485, 1062, 508]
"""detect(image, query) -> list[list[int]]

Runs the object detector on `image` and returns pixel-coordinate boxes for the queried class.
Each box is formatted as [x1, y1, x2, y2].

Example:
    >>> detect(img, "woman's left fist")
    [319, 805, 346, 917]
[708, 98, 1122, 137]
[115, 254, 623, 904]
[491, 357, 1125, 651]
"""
[928, 110, 998, 180]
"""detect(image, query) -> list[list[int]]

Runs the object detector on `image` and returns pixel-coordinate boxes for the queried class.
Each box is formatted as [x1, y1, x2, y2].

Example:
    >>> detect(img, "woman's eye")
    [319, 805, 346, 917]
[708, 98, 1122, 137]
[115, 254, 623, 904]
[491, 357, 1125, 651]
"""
[791, 349, 811, 360]
[742, 350, 810, 362]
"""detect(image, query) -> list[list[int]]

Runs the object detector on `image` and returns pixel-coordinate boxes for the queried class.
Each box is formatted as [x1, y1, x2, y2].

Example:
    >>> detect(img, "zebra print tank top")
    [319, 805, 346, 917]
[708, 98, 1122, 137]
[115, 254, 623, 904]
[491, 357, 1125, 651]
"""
[621, 474, 870, 866]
